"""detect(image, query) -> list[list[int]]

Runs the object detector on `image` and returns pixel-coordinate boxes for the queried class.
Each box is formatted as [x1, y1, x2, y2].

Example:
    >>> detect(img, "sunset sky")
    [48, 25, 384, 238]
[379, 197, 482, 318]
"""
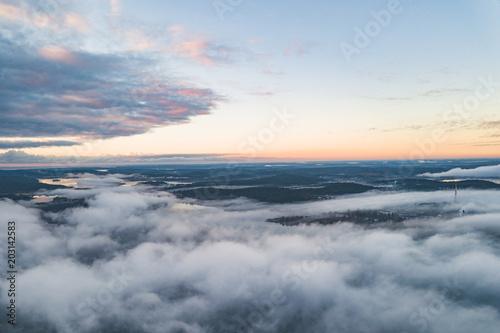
[1, 0, 500, 165]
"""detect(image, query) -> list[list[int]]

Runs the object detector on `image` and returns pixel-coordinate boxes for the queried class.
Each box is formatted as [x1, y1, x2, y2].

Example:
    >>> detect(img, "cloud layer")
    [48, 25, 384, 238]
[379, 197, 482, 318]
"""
[0, 34, 222, 140]
[0, 150, 228, 165]
[1, 175, 500, 332]
[422, 164, 500, 178]
[0, 140, 79, 149]
[0, 1, 229, 145]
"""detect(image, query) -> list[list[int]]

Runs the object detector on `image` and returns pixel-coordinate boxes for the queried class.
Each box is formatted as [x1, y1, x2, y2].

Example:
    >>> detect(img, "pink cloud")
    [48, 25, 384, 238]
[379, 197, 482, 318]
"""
[171, 40, 215, 66]
[65, 12, 89, 32]
[61, 95, 105, 108]
[0, 27, 223, 140]
[0, 3, 58, 29]
[167, 25, 236, 67]
[0, 3, 24, 20]
[177, 88, 210, 98]
[38, 46, 79, 65]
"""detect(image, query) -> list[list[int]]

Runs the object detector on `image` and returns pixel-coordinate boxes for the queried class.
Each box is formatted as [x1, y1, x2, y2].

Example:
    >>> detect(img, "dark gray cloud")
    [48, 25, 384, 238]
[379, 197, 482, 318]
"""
[0, 33, 222, 140]
[1, 175, 500, 332]
[0, 140, 79, 149]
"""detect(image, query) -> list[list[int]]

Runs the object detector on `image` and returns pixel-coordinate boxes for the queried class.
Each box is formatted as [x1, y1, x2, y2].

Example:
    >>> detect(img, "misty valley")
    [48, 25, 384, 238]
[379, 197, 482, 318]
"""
[1, 160, 500, 332]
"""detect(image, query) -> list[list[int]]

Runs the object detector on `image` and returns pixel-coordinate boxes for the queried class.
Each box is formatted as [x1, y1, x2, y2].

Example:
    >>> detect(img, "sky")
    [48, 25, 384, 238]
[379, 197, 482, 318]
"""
[1, 0, 500, 165]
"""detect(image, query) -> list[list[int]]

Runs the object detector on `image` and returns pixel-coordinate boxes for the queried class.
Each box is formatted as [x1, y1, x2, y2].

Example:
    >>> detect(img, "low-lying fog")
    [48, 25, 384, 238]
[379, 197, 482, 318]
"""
[1, 173, 500, 333]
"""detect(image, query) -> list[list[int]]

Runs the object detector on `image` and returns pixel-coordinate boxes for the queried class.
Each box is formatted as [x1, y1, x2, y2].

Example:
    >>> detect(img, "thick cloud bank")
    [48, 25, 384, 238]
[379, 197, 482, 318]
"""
[0, 140, 79, 149]
[1, 177, 500, 332]
[0, 150, 227, 165]
[421, 164, 500, 178]
[0, 34, 221, 141]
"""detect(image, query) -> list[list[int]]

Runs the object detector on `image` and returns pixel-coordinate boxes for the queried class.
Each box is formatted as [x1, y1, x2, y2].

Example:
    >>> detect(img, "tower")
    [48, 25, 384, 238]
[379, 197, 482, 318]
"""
[454, 181, 458, 203]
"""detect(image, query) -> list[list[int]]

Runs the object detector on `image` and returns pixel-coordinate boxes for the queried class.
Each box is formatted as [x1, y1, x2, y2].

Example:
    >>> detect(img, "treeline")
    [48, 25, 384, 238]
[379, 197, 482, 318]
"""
[173, 183, 375, 203]
[0, 176, 63, 195]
